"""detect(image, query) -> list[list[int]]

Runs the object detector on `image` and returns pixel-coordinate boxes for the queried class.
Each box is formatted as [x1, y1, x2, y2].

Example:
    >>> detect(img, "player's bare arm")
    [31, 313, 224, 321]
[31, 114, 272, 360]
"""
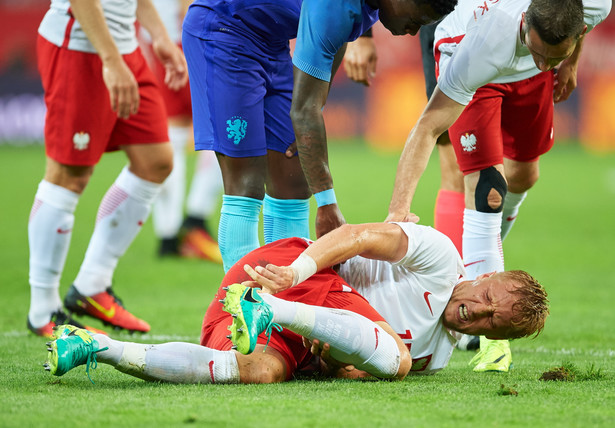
[553, 32, 586, 103]
[344, 36, 378, 86]
[244, 223, 409, 294]
[136, 0, 188, 91]
[69, 0, 138, 119]
[387, 87, 465, 221]
[291, 67, 346, 238]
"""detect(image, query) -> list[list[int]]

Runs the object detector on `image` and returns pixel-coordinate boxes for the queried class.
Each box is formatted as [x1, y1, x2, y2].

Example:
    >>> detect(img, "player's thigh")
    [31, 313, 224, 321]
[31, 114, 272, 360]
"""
[449, 84, 505, 175]
[37, 36, 117, 167]
[183, 36, 269, 158]
[501, 71, 555, 165]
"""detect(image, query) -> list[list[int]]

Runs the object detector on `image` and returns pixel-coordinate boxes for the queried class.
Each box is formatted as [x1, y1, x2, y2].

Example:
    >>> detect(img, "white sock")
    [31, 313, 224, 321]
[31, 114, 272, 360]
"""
[500, 191, 527, 241]
[73, 167, 161, 295]
[94, 335, 240, 384]
[28, 180, 79, 327]
[260, 294, 401, 378]
[462, 209, 505, 280]
[186, 150, 222, 219]
[152, 126, 188, 239]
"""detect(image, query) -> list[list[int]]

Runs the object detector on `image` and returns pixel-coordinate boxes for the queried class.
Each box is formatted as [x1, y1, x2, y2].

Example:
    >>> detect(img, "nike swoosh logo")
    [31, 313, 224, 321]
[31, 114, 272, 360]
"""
[374, 328, 379, 349]
[423, 292, 434, 316]
[57, 228, 72, 234]
[85, 296, 115, 318]
[506, 215, 517, 221]
[464, 260, 486, 268]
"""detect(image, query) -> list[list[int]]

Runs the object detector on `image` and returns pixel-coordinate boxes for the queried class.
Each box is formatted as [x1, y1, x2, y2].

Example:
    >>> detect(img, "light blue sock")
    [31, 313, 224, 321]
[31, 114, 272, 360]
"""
[263, 194, 310, 244]
[218, 195, 262, 272]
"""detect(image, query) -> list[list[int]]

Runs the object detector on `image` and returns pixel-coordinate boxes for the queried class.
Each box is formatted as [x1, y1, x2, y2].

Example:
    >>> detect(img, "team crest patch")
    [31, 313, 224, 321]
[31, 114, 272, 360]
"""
[226, 116, 247, 145]
[73, 132, 90, 151]
[460, 133, 477, 152]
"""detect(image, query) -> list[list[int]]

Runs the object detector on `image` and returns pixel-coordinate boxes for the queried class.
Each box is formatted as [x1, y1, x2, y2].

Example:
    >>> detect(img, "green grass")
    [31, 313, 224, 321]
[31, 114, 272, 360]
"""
[1, 142, 615, 427]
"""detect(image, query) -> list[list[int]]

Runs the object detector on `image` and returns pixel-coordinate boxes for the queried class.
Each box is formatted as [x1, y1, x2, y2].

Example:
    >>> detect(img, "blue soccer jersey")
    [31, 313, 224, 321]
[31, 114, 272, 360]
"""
[293, 0, 379, 82]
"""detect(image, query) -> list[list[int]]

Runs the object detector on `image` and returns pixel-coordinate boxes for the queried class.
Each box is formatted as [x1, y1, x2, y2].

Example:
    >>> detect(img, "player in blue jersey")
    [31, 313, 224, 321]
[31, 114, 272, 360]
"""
[290, 0, 458, 238]
[182, 0, 457, 272]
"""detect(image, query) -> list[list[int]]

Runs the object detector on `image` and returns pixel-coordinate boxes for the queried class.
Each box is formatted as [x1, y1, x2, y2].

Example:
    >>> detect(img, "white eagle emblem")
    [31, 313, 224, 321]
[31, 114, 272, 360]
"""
[460, 133, 477, 152]
[73, 132, 90, 151]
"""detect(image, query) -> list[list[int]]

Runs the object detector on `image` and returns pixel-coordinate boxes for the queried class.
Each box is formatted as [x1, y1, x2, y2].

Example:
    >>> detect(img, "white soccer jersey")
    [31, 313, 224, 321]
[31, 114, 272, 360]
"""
[38, 0, 139, 54]
[435, 0, 612, 105]
[339, 223, 466, 375]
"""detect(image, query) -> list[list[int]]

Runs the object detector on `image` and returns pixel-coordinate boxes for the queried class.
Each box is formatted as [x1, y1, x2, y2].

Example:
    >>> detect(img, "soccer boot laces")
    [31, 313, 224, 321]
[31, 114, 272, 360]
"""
[44, 324, 108, 383]
[221, 283, 281, 354]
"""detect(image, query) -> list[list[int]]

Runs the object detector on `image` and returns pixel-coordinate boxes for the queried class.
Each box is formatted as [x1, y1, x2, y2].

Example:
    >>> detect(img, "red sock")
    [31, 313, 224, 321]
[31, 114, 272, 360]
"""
[434, 189, 464, 257]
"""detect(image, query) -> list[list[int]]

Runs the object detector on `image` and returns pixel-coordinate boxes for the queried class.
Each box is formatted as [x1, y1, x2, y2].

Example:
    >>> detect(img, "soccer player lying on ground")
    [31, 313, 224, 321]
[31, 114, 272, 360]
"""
[43, 222, 548, 383]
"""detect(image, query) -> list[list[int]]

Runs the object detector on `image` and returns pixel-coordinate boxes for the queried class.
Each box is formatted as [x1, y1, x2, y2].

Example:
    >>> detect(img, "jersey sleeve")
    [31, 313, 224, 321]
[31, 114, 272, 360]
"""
[583, 0, 612, 33]
[437, 9, 517, 105]
[292, 0, 362, 82]
[392, 222, 462, 277]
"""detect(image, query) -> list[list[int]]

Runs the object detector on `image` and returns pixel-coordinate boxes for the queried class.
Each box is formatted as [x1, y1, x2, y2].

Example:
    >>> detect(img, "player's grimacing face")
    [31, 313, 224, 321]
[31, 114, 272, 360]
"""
[378, 0, 441, 36]
[442, 272, 518, 339]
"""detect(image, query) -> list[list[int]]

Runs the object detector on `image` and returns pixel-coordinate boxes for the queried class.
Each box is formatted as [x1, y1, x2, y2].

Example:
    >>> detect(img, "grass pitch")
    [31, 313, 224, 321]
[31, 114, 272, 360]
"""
[1, 142, 614, 427]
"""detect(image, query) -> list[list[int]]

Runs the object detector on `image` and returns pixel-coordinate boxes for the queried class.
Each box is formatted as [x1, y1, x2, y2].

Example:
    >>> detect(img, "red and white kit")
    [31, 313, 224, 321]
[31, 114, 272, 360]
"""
[433, 0, 611, 172]
[340, 223, 466, 374]
[37, 0, 168, 166]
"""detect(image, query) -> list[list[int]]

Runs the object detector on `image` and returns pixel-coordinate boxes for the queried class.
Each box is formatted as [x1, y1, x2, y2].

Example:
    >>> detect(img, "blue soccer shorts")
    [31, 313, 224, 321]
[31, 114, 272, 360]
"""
[183, 31, 295, 157]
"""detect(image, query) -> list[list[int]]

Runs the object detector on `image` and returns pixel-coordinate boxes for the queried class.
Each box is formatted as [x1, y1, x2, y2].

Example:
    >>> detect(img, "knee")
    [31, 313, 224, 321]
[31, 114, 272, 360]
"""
[133, 153, 173, 184]
[395, 347, 413, 380]
[44, 163, 94, 194]
[474, 166, 508, 213]
[507, 169, 539, 194]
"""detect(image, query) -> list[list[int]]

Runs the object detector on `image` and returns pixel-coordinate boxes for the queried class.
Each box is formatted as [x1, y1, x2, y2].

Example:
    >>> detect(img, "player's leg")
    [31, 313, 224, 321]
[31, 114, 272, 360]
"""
[152, 116, 191, 256]
[216, 154, 266, 272]
[65, 48, 171, 332]
[224, 284, 410, 379]
[28, 159, 93, 336]
[499, 71, 555, 241]
[264, 151, 311, 243]
[183, 33, 273, 272]
[434, 136, 465, 256]
[181, 148, 223, 263]
[262, 56, 311, 244]
[29, 37, 117, 337]
[43, 324, 287, 384]
[501, 159, 539, 240]
[449, 85, 511, 372]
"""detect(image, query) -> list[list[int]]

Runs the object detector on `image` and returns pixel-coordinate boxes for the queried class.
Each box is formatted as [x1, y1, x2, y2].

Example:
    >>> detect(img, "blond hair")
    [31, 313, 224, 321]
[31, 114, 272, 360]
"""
[504, 270, 549, 339]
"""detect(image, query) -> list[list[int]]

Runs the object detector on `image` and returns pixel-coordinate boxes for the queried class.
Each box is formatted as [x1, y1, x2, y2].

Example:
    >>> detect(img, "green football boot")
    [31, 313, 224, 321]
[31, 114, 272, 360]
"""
[469, 337, 512, 373]
[44, 324, 107, 383]
[221, 283, 281, 354]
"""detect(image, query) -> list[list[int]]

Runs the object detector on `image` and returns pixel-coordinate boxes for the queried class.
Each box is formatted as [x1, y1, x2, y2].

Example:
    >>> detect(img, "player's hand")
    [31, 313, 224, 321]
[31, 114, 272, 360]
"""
[553, 61, 578, 103]
[343, 37, 378, 86]
[384, 211, 420, 224]
[315, 204, 346, 238]
[102, 57, 140, 119]
[152, 38, 188, 91]
[285, 141, 298, 158]
[243, 263, 295, 294]
[303, 338, 367, 379]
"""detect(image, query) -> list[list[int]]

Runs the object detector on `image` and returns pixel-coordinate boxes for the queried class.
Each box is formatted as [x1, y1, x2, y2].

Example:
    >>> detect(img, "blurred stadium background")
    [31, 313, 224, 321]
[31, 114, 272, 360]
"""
[2, 0, 615, 151]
